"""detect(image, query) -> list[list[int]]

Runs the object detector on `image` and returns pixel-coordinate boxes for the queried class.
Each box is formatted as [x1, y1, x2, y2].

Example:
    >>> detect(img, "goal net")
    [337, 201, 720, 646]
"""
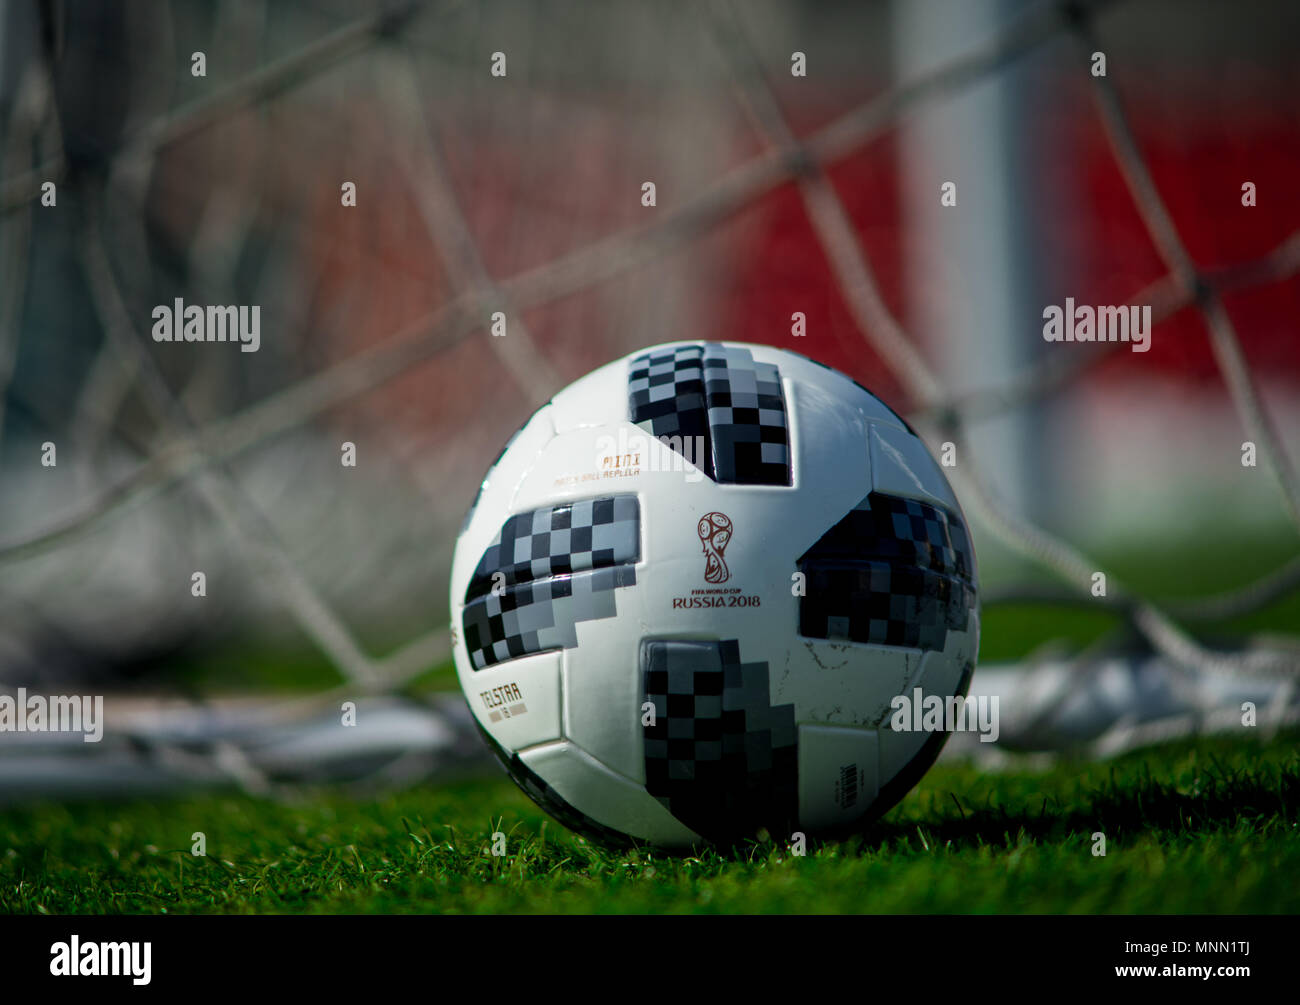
[0, 0, 1296, 797]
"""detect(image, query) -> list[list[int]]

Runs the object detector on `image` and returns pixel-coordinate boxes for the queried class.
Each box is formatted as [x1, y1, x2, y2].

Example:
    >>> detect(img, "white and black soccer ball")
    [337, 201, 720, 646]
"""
[450, 341, 978, 848]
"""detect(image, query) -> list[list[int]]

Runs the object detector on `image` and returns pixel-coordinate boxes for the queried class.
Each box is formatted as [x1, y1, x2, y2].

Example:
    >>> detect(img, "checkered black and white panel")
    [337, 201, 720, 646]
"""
[628, 343, 711, 472]
[628, 343, 791, 486]
[465, 495, 639, 600]
[701, 344, 790, 485]
[797, 491, 976, 651]
[642, 638, 798, 843]
[463, 495, 640, 670]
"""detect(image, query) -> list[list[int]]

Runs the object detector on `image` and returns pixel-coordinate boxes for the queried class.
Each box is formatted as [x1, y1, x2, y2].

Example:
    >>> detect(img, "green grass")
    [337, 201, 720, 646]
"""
[3, 729, 1296, 914]
[5, 531, 1295, 914]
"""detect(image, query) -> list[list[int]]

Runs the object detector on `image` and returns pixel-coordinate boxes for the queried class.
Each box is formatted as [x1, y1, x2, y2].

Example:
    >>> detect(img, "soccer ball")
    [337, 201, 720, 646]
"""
[450, 341, 978, 848]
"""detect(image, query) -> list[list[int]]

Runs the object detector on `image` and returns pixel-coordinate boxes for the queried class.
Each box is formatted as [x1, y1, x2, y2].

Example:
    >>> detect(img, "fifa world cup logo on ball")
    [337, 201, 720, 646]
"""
[697, 511, 733, 584]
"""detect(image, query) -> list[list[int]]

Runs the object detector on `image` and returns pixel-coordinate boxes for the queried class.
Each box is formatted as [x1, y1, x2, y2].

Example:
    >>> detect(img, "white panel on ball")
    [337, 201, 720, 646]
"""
[546, 362, 637, 435]
[877, 648, 970, 786]
[773, 640, 923, 729]
[463, 650, 563, 753]
[562, 624, 645, 782]
[519, 740, 702, 847]
[869, 422, 960, 513]
[779, 376, 873, 557]
[797, 724, 880, 831]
